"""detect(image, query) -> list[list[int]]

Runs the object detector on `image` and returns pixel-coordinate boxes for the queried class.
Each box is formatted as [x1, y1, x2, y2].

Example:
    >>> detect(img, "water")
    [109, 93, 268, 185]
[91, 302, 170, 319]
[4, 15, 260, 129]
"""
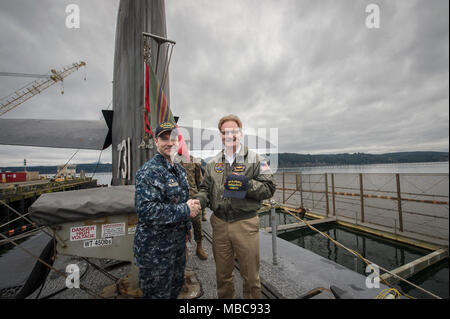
[87, 172, 112, 186]
[13, 162, 449, 299]
[398, 259, 449, 299]
[75, 161, 449, 186]
[273, 215, 449, 299]
[261, 162, 448, 299]
[273, 162, 449, 242]
[45, 172, 113, 186]
[258, 209, 301, 228]
[278, 161, 449, 174]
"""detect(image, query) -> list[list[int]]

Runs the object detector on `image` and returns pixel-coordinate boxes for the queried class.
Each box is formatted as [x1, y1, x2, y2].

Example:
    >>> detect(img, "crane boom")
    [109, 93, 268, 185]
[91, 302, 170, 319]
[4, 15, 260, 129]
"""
[0, 72, 49, 78]
[0, 61, 86, 116]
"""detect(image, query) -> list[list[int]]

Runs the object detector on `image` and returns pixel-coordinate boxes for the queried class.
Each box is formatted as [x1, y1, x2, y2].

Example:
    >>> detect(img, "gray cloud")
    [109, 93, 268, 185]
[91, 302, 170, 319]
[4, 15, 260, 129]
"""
[0, 0, 118, 166]
[168, 0, 449, 155]
[0, 0, 448, 166]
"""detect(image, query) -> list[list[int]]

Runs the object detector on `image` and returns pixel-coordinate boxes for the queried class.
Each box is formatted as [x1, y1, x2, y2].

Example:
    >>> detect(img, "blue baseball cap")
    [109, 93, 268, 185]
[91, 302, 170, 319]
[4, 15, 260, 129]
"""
[223, 174, 248, 199]
[155, 121, 178, 138]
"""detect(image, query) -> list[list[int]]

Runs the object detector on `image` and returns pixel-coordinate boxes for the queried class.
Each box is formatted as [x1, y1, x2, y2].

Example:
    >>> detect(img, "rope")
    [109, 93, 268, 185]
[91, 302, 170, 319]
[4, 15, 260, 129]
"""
[53, 149, 79, 179]
[80, 257, 119, 282]
[0, 199, 36, 227]
[90, 149, 104, 179]
[90, 99, 112, 179]
[363, 174, 395, 194]
[376, 288, 402, 299]
[0, 200, 104, 298]
[37, 261, 91, 299]
[161, 43, 174, 92]
[276, 206, 443, 299]
[0, 211, 32, 230]
[0, 231, 103, 299]
[0, 226, 47, 246]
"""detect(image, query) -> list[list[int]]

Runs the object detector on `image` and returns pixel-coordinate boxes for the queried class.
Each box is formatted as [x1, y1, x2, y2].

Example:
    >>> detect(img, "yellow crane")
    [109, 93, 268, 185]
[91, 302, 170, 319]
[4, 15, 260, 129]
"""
[0, 61, 86, 116]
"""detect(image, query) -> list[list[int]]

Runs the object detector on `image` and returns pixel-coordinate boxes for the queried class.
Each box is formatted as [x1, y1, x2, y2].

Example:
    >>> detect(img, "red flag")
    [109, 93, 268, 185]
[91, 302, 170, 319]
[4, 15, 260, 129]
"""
[177, 125, 190, 162]
[144, 62, 188, 162]
[147, 64, 174, 130]
[144, 64, 153, 136]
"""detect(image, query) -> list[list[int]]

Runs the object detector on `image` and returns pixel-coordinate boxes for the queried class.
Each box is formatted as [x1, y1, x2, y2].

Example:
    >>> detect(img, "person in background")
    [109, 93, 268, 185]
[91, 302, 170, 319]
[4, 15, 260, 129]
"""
[176, 137, 208, 260]
[199, 164, 207, 222]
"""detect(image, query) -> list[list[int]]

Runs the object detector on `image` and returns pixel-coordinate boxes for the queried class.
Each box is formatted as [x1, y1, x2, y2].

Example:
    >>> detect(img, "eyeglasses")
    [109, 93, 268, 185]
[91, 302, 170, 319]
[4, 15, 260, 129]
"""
[157, 133, 178, 142]
[220, 129, 241, 136]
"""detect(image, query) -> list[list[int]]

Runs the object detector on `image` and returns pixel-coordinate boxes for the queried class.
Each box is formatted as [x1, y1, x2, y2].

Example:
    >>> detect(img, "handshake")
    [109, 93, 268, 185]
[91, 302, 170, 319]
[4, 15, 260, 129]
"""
[187, 199, 202, 218]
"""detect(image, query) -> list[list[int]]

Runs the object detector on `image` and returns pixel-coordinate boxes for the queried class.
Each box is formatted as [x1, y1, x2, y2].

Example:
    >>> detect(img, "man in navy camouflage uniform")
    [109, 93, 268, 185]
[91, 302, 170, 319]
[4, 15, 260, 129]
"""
[134, 122, 201, 299]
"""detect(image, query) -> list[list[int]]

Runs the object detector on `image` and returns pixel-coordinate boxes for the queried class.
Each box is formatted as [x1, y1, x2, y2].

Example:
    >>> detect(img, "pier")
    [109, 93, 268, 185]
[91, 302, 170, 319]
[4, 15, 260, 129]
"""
[23, 209, 392, 299]
[1, 172, 447, 299]
[273, 171, 449, 248]
[380, 248, 449, 285]
[261, 216, 337, 233]
[0, 178, 99, 237]
[267, 171, 449, 298]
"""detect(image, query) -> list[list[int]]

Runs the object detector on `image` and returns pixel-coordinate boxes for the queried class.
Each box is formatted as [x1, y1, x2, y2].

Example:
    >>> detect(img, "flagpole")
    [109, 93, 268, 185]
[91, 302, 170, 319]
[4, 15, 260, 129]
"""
[142, 32, 176, 45]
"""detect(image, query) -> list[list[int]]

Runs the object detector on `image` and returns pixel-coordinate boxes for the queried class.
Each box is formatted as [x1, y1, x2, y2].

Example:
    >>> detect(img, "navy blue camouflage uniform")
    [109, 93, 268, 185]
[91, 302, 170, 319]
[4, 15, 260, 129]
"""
[134, 152, 191, 299]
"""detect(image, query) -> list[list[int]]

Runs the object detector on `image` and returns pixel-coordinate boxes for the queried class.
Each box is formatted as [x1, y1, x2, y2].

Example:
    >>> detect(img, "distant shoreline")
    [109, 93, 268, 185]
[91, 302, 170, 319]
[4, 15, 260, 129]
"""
[274, 151, 449, 168]
[1, 151, 448, 173]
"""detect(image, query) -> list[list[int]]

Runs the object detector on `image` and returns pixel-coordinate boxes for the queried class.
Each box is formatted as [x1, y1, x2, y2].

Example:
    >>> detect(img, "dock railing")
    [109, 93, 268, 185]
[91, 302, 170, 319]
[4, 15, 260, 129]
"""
[273, 171, 449, 246]
[0, 177, 99, 238]
[0, 177, 96, 198]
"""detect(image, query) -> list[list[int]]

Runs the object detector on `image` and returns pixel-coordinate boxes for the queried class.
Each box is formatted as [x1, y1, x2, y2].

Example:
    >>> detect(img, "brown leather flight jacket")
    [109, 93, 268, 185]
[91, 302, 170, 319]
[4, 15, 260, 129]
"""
[195, 146, 276, 222]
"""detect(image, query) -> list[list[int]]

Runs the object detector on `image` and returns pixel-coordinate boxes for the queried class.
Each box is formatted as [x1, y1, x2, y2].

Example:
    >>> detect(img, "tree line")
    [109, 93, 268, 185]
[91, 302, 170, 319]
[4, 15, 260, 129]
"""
[1, 151, 448, 173]
[275, 151, 449, 167]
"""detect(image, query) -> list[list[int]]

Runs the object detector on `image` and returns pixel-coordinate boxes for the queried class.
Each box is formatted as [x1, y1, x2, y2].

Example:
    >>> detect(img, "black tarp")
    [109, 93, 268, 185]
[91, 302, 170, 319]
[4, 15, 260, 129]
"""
[29, 186, 135, 226]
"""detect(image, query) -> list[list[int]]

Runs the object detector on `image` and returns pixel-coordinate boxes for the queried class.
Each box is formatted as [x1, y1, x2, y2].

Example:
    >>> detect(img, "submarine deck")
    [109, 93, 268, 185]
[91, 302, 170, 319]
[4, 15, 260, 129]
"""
[26, 209, 389, 299]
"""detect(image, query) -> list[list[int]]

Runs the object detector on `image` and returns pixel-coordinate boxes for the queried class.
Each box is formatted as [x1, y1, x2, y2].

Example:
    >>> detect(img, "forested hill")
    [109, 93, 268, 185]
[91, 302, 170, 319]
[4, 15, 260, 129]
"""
[276, 151, 449, 168]
[0, 163, 112, 174]
[1, 152, 448, 173]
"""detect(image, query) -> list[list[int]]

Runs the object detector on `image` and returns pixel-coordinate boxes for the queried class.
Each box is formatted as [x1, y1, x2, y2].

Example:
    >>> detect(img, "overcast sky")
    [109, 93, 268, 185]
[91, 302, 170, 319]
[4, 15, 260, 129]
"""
[0, 0, 448, 167]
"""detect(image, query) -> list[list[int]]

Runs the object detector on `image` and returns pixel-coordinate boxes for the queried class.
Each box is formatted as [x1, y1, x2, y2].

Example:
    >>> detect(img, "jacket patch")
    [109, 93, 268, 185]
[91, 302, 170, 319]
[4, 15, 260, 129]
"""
[260, 161, 271, 172]
[233, 165, 246, 173]
[214, 163, 224, 173]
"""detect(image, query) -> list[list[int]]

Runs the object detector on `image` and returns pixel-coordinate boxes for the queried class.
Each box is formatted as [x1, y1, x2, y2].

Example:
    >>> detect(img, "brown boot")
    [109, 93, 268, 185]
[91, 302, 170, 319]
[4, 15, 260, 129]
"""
[196, 240, 208, 260]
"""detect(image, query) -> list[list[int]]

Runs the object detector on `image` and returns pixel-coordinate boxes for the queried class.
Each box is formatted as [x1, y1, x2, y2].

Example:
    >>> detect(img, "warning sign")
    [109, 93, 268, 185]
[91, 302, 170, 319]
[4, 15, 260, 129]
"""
[83, 238, 113, 248]
[127, 226, 136, 235]
[70, 225, 97, 241]
[101, 223, 125, 238]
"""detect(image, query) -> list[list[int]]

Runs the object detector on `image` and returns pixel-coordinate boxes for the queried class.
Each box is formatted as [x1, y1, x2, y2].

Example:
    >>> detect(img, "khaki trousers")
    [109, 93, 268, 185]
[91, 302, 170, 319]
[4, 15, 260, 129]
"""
[210, 214, 261, 299]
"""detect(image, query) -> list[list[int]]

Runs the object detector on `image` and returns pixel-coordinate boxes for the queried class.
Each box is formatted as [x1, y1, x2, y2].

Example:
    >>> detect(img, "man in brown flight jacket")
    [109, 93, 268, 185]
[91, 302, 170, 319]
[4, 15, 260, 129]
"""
[194, 114, 276, 299]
